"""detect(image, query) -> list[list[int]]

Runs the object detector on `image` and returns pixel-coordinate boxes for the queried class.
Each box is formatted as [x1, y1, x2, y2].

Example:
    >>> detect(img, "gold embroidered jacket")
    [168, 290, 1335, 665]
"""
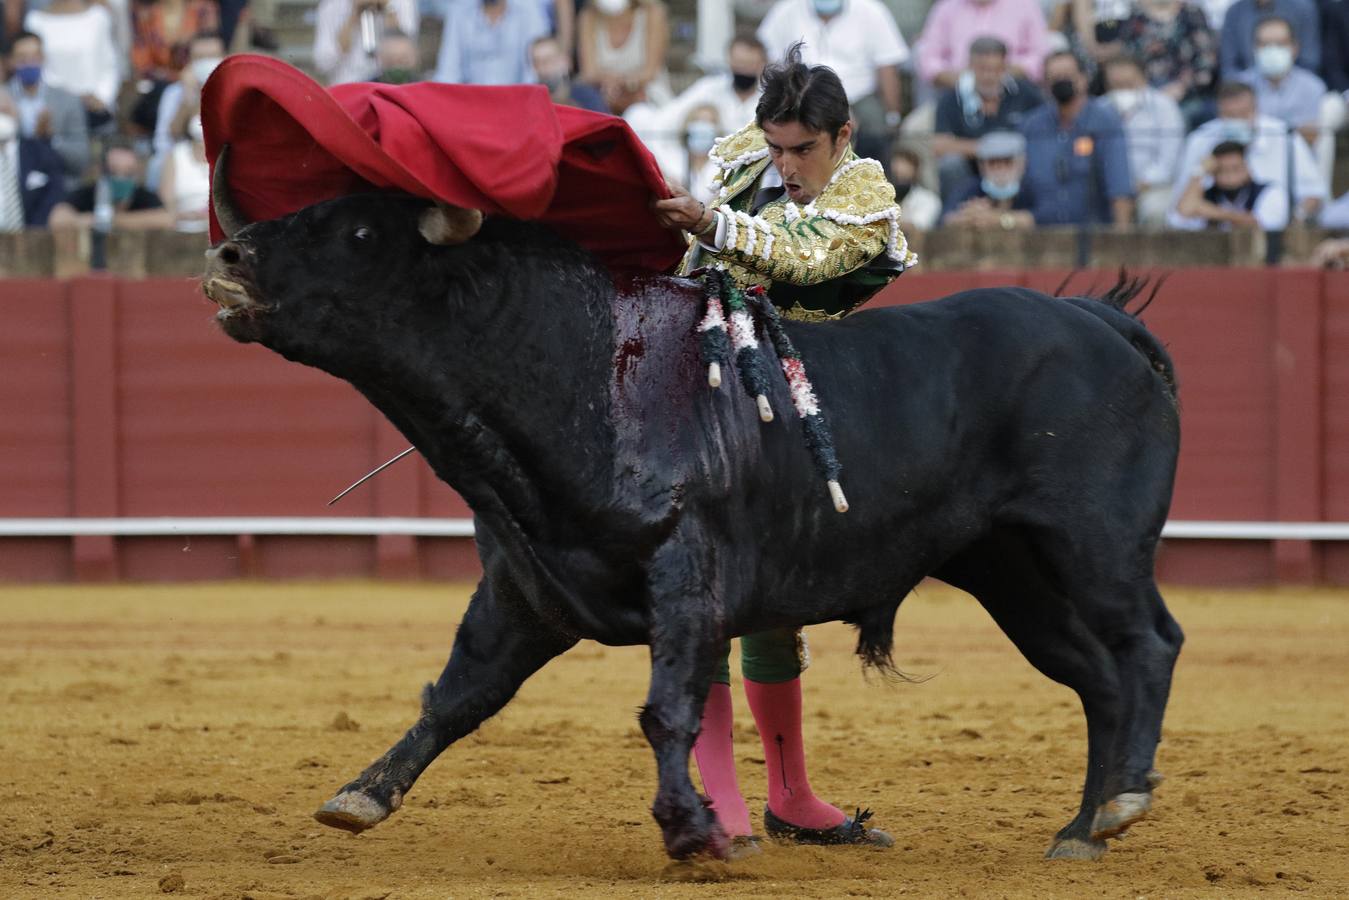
[679, 122, 917, 321]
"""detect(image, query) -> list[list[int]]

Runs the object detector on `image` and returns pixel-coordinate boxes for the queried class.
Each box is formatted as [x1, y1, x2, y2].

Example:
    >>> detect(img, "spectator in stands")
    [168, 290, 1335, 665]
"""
[1220, 0, 1320, 74]
[931, 36, 1044, 207]
[23, 0, 121, 132]
[373, 30, 422, 83]
[1117, 0, 1217, 125]
[675, 104, 720, 200]
[132, 0, 222, 82]
[662, 33, 768, 137]
[1311, 235, 1349, 265]
[0, 89, 67, 230]
[1171, 139, 1289, 229]
[7, 31, 90, 190]
[1170, 80, 1327, 222]
[149, 31, 224, 190]
[434, 0, 546, 86]
[49, 139, 174, 230]
[577, 0, 671, 114]
[757, 0, 909, 162]
[315, 0, 418, 85]
[1235, 16, 1344, 188]
[888, 144, 943, 231]
[1103, 55, 1185, 226]
[1020, 51, 1135, 226]
[915, 0, 1051, 88]
[942, 130, 1036, 229]
[157, 113, 210, 232]
[1049, 0, 1131, 77]
[530, 35, 607, 111]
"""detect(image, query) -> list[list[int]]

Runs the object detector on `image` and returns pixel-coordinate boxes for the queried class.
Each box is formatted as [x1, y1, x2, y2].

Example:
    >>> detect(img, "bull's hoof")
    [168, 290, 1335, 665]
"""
[1091, 791, 1152, 840]
[1044, 837, 1108, 861]
[313, 790, 393, 834]
[661, 858, 733, 882]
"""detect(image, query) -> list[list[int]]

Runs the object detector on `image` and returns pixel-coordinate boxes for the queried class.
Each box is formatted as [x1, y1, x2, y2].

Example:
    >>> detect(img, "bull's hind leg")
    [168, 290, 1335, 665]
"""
[937, 530, 1123, 861]
[1091, 582, 1183, 841]
[315, 579, 575, 833]
[640, 536, 730, 860]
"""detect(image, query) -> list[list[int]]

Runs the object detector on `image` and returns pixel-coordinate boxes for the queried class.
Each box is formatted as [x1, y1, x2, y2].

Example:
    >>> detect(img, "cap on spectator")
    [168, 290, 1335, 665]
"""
[976, 131, 1026, 161]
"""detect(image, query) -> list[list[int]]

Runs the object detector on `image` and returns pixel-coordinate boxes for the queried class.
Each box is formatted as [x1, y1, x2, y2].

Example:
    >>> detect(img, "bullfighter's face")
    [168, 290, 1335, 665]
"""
[762, 118, 854, 205]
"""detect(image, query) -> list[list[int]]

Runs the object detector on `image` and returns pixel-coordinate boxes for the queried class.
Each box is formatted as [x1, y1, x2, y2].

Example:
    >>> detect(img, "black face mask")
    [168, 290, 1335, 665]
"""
[1050, 79, 1078, 104]
[891, 181, 912, 202]
[731, 71, 758, 92]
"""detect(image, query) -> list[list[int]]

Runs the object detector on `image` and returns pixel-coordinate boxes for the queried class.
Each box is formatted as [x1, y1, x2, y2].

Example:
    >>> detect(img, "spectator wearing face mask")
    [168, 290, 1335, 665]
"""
[914, 0, 1051, 89]
[677, 105, 721, 200]
[7, 30, 89, 190]
[757, 0, 910, 162]
[1102, 55, 1184, 227]
[1170, 80, 1327, 223]
[1116, 0, 1217, 126]
[931, 36, 1044, 207]
[49, 140, 174, 231]
[158, 113, 210, 232]
[662, 34, 768, 144]
[942, 130, 1036, 229]
[148, 31, 225, 191]
[1172, 139, 1289, 230]
[1019, 51, 1135, 226]
[0, 90, 67, 231]
[1220, 0, 1320, 75]
[23, 0, 121, 132]
[373, 30, 422, 84]
[529, 35, 607, 112]
[1235, 16, 1343, 189]
[887, 145, 942, 231]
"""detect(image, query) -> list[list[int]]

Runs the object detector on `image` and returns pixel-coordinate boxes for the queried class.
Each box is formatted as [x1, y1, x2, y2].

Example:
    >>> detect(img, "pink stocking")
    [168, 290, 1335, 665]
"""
[743, 677, 845, 829]
[691, 682, 752, 837]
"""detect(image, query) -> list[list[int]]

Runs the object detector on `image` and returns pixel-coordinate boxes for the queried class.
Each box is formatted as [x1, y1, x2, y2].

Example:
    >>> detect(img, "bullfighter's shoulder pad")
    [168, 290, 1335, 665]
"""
[813, 157, 899, 218]
[709, 123, 769, 173]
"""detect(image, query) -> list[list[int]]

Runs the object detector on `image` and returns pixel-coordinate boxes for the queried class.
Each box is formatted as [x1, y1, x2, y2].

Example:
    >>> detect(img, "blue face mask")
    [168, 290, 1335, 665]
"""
[813, 0, 843, 15]
[981, 177, 1020, 201]
[15, 65, 41, 88]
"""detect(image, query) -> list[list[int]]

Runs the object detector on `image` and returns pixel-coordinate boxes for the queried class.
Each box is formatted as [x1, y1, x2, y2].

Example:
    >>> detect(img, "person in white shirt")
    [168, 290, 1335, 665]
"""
[23, 0, 121, 131]
[1169, 81, 1326, 227]
[148, 32, 225, 191]
[887, 144, 942, 231]
[158, 114, 211, 233]
[1172, 139, 1289, 231]
[757, 0, 910, 161]
[662, 34, 768, 142]
[1103, 55, 1185, 227]
[314, 0, 418, 86]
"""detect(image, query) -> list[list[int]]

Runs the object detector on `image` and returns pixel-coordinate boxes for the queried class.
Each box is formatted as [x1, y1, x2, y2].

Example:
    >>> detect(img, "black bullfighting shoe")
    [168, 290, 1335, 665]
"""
[764, 806, 894, 847]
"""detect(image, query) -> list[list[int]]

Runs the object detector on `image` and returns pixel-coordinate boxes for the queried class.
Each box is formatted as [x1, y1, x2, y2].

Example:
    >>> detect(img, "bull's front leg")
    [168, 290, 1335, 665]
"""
[315, 579, 575, 833]
[639, 538, 730, 860]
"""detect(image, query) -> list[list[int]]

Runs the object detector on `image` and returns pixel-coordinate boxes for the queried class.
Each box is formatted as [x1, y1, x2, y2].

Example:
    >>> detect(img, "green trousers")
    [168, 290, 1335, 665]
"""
[713, 627, 807, 685]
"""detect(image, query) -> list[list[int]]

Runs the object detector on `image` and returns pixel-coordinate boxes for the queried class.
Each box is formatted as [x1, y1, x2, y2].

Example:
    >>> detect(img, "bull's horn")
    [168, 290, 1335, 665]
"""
[419, 202, 483, 245]
[211, 143, 251, 238]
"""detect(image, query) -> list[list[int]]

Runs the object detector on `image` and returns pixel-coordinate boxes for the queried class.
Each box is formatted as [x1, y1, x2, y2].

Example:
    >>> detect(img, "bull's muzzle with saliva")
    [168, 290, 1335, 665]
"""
[202, 145, 261, 320]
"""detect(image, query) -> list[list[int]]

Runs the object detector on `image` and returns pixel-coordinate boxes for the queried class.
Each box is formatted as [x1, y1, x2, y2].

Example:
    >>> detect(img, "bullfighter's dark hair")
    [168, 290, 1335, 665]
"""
[755, 41, 851, 138]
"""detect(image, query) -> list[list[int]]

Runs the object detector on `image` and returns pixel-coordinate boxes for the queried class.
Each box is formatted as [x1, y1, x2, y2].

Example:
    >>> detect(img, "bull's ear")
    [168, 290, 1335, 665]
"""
[419, 203, 483, 245]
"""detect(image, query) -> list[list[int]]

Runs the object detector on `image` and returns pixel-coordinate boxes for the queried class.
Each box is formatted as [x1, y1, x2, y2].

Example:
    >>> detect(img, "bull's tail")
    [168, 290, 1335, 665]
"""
[1061, 270, 1178, 402]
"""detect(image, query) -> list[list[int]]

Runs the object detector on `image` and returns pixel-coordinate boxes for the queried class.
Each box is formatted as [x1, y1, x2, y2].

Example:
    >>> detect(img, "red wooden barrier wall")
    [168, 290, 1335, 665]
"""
[1, 270, 1345, 585]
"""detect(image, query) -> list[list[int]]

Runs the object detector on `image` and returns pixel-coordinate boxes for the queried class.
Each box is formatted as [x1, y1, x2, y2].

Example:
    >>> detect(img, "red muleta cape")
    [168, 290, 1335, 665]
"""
[200, 54, 686, 273]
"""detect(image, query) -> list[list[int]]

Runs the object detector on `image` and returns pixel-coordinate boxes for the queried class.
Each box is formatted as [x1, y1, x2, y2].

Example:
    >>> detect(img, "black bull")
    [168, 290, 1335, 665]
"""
[201, 177, 1183, 863]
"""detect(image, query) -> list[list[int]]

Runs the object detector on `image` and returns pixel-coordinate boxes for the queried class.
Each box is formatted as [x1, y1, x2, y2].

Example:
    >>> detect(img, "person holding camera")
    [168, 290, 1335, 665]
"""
[314, 0, 418, 85]
[1171, 140, 1289, 231]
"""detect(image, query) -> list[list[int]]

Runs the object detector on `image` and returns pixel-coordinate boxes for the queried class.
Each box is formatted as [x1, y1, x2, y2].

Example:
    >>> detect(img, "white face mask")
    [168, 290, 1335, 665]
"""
[0, 113, 16, 143]
[1110, 88, 1143, 116]
[1255, 44, 1294, 79]
[191, 56, 223, 86]
[592, 0, 628, 14]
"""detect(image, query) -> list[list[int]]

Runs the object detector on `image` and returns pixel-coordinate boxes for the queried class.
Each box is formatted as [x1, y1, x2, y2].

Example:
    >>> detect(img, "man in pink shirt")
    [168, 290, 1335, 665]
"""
[915, 0, 1050, 89]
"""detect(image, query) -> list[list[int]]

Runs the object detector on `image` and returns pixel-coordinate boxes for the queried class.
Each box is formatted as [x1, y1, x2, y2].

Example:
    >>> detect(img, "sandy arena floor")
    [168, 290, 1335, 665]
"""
[1, 581, 1346, 899]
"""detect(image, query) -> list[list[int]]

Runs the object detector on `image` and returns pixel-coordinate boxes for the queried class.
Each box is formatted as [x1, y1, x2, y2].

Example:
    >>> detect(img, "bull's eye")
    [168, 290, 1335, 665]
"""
[353, 226, 372, 241]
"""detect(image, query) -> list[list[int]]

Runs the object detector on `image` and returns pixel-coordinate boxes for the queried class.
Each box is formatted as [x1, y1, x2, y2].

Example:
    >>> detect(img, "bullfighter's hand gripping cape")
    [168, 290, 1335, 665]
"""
[200, 54, 687, 272]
